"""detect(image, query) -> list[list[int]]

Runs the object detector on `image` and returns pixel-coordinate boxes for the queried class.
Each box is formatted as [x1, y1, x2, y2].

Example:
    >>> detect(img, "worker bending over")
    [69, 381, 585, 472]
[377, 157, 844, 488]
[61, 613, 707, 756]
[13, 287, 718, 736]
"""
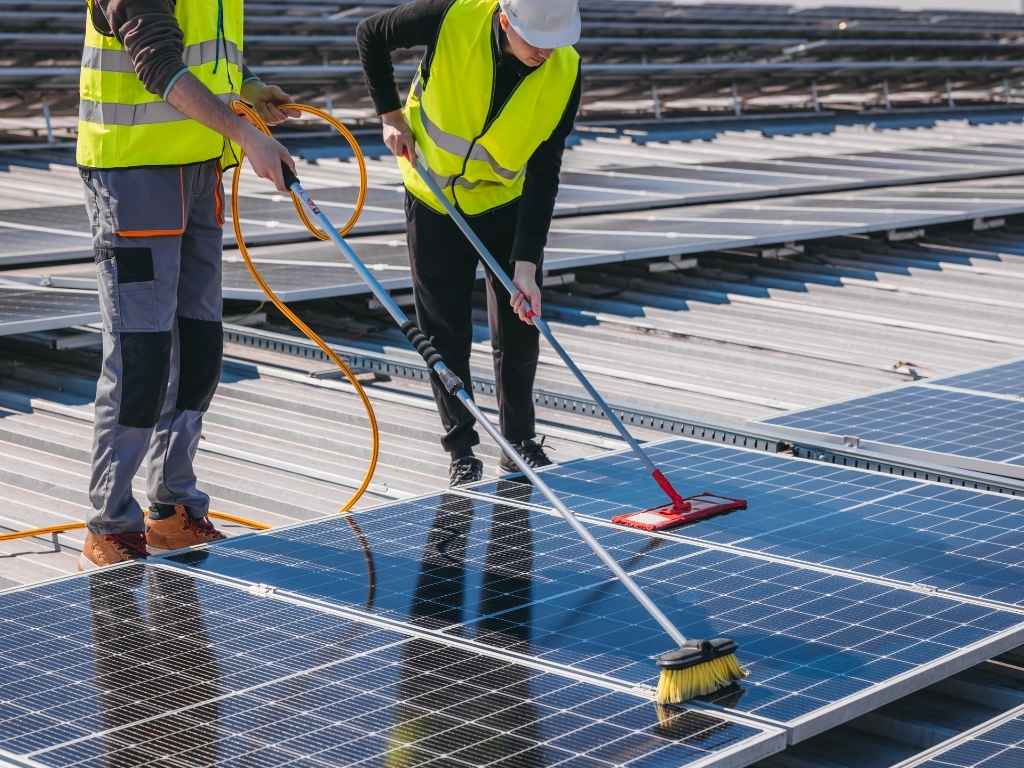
[78, 0, 295, 567]
[358, 0, 582, 485]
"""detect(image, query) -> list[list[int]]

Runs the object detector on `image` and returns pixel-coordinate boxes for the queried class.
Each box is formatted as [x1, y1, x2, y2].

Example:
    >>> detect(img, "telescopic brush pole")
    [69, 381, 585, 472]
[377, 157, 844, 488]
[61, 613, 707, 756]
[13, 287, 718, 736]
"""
[411, 159, 690, 513]
[281, 163, 689, 650]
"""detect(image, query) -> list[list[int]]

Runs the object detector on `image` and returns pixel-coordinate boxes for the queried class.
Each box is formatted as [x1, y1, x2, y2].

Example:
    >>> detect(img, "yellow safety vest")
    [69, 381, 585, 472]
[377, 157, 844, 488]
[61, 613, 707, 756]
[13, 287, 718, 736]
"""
[400, 0, 579, 216]
[77, 0, 244, 170]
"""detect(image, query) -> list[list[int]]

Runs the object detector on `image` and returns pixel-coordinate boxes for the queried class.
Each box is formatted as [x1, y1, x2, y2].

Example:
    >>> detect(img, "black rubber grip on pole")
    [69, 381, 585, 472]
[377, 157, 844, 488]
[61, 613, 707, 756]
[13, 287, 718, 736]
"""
[282, 162, 299, 189]
[401, 320, 442, 368]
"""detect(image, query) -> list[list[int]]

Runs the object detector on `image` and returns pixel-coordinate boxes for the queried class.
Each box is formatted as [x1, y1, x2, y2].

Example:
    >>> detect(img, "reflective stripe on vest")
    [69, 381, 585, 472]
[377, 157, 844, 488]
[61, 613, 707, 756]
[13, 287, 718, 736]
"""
[79, 93, 235, 126]
[80, 39, 243, 75]
[399, 0, 579, 216]
[76, 0, 244, 170]
[412, 78, 519, 182]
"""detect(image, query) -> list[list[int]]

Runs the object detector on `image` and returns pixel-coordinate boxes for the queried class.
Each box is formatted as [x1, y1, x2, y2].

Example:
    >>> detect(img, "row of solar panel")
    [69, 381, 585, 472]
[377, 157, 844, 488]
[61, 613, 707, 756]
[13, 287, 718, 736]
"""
[764, 358, 1024, 481]
[6, 122, 1024, 267]
[7, 176, 1024, 318]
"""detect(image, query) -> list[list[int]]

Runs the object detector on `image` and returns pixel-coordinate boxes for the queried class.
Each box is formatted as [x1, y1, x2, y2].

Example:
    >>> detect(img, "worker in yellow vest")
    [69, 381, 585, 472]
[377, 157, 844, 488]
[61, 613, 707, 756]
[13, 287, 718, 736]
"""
[358, 0, 582, 485]
[77, 0, 296, 568]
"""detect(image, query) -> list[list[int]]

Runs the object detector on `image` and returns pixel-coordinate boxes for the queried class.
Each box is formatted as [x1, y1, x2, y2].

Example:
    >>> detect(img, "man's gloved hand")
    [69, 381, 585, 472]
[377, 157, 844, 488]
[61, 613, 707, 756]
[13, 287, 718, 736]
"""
[240, 80, 300, 126]
[511, 261, 542, 325]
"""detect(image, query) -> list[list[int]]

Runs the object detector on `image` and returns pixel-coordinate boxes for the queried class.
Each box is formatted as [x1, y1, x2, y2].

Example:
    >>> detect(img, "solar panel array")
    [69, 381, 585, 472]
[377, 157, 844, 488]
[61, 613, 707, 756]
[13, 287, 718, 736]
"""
[2, 437, 1024, 763]
[894, 703, 1024, 768]
[0, 287, 99, 337]
[0, 564, 783, 768]
[463, 439, 1024, 609]
[20, 175, 1024, 302]
[763, 358, 1024, 479]
[167, 438, 1024, 744]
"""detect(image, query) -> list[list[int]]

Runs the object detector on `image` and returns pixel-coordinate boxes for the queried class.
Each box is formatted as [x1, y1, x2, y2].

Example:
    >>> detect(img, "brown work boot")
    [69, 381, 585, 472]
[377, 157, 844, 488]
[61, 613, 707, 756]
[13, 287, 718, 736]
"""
[145, 505, 226, 554]
[79, 531, 148, 571]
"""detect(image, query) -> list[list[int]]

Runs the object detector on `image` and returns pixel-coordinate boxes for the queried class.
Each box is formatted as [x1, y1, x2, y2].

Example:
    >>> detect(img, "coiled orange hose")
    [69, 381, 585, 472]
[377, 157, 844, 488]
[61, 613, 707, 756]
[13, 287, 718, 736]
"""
[229, 100, 378, 513]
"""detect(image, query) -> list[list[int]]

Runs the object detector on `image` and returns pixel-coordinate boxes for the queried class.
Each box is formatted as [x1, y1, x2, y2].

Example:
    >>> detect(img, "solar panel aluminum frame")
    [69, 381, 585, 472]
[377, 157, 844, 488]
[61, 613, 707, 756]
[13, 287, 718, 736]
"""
[757, 379, 1024, 482]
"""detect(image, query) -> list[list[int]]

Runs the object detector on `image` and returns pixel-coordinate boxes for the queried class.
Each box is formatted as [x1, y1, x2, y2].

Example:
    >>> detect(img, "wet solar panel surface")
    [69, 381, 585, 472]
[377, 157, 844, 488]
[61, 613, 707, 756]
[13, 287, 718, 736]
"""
[0, 565, 781, 768]
[466, 439, 1024, 608]
[170, 478, 1024, 735]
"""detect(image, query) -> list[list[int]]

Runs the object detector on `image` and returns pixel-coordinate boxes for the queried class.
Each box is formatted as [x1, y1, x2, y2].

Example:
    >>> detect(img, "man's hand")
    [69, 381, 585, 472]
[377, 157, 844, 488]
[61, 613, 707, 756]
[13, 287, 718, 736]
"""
[511, 261, 541, 325]
[381, 109, 415, 160]
[239, 123, 295, 192]
[240, 80, 300, 126]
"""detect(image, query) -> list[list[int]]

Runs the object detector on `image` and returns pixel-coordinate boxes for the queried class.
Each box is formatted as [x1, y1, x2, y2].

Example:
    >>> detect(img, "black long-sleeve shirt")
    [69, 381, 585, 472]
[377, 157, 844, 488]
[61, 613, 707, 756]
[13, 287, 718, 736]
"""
[356, 0, 581, 265]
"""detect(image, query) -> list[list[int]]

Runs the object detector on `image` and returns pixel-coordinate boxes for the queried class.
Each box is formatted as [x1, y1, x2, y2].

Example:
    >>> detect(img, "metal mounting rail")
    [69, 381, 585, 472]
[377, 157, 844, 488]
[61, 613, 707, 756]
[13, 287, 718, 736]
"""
[223, 323, 784, 452]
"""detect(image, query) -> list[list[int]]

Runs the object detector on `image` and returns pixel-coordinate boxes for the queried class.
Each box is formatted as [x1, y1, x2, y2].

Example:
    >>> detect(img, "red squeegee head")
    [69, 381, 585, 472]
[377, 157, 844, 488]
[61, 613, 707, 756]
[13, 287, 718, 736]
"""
[611, 470, 748, 532]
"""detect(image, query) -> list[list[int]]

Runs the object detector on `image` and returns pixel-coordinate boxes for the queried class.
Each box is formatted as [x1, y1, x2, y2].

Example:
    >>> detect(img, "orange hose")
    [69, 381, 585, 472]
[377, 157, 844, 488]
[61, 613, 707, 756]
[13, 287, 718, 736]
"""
[229, 100, 378, 514]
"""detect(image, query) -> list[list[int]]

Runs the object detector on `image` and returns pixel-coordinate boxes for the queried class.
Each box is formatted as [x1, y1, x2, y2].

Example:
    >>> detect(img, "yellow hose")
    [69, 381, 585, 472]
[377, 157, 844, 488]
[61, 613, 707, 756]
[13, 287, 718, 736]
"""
[229, 100, 379, 514]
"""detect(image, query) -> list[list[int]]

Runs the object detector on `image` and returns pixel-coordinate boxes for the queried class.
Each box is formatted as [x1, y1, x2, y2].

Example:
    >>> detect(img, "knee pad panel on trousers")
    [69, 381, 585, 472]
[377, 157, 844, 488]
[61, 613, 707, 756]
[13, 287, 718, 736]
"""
[176, 317, 223, 412]
[119, 331, 172, 428]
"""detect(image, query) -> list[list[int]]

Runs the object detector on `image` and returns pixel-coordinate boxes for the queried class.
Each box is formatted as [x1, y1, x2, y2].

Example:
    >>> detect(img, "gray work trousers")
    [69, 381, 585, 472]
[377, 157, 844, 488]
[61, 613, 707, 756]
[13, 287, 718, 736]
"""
[80, 161, 224, 534]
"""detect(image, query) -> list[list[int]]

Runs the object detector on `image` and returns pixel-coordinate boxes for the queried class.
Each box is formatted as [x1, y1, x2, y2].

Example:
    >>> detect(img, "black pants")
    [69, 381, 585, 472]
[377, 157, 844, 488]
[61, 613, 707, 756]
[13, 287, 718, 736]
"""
[405, 192, 541, 457]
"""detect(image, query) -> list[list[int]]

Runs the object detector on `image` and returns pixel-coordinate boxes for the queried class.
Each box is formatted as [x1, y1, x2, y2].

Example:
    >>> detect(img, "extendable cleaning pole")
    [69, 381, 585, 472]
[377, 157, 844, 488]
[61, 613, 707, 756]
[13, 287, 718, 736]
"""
[281, 163, 688, 650]
[412, 160, 693, 512]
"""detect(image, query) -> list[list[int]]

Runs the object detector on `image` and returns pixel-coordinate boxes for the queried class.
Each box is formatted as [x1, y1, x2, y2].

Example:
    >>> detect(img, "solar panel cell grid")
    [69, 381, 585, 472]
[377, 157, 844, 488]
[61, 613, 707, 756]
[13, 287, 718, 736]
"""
[933, 359, 1024, 397]
[170, 475, 1024, 734]
[765, 386, 1024, 466]
[900, 707, 1024, 767]
[465, 440, 1024, 607]
[0, 565, 777, 768]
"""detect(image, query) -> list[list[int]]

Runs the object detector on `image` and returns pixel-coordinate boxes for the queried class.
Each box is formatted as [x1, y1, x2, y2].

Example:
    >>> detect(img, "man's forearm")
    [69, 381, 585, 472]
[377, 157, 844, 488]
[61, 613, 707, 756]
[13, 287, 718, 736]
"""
[165, 72, 252, 145]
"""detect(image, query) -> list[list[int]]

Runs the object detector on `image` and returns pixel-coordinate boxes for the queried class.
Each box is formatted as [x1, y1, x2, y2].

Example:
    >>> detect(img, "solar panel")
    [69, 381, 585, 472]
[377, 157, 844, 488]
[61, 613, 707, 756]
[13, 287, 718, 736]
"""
[465, 438, 1024, 608]
[0, 287, 99, 336]
[894, 703, 1024, 768]
[764, 384, 1024, 479]
[931, 358, 1024, 398]
[0, 564, 783, 768]
[169, 487, 1024, 741]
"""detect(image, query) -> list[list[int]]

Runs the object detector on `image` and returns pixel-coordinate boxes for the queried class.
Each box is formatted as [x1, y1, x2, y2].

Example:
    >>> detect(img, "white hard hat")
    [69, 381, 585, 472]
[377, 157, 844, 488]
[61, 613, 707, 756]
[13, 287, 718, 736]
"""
[499, 0, 581, 50]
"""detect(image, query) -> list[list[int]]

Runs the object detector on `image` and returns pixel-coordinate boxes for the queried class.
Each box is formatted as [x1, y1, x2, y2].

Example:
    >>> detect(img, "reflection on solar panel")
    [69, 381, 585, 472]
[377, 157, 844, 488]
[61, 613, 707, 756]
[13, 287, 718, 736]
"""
[932, 358, 1024, 398]
[464, 439, 1024, 609]
[763, 358, 1024, 480]
[170, 479, 1024, 741]
[0, 287, 99, 336]
[0, 565, 783, 768]
[894, 703, 1024, 768]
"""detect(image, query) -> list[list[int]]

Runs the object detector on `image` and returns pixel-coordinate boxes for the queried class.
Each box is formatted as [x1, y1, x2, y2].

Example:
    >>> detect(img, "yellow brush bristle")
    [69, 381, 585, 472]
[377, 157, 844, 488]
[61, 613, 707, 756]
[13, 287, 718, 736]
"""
[655, 653, 747, 705]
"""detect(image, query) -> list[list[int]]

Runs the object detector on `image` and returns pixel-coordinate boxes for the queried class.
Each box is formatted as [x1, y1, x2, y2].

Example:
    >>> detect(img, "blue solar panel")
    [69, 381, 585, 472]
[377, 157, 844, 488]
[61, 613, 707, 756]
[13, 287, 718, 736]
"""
[466, 439, 1024, 608]
[0, 565, 780, 768]
[932, 359, 1024, 398]
[169, 492, 683, 631]
[765, 386, 1024, 466]
[901, 704, 1024, 768]
[170, 486, 1024, 736]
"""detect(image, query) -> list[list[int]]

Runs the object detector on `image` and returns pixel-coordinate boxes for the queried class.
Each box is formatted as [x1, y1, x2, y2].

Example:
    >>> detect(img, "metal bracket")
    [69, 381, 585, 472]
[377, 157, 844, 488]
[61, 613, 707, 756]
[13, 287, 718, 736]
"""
[759, 242, 805, 260]
[972, 217, 1006, 232]
[885, 228, 925, 242]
